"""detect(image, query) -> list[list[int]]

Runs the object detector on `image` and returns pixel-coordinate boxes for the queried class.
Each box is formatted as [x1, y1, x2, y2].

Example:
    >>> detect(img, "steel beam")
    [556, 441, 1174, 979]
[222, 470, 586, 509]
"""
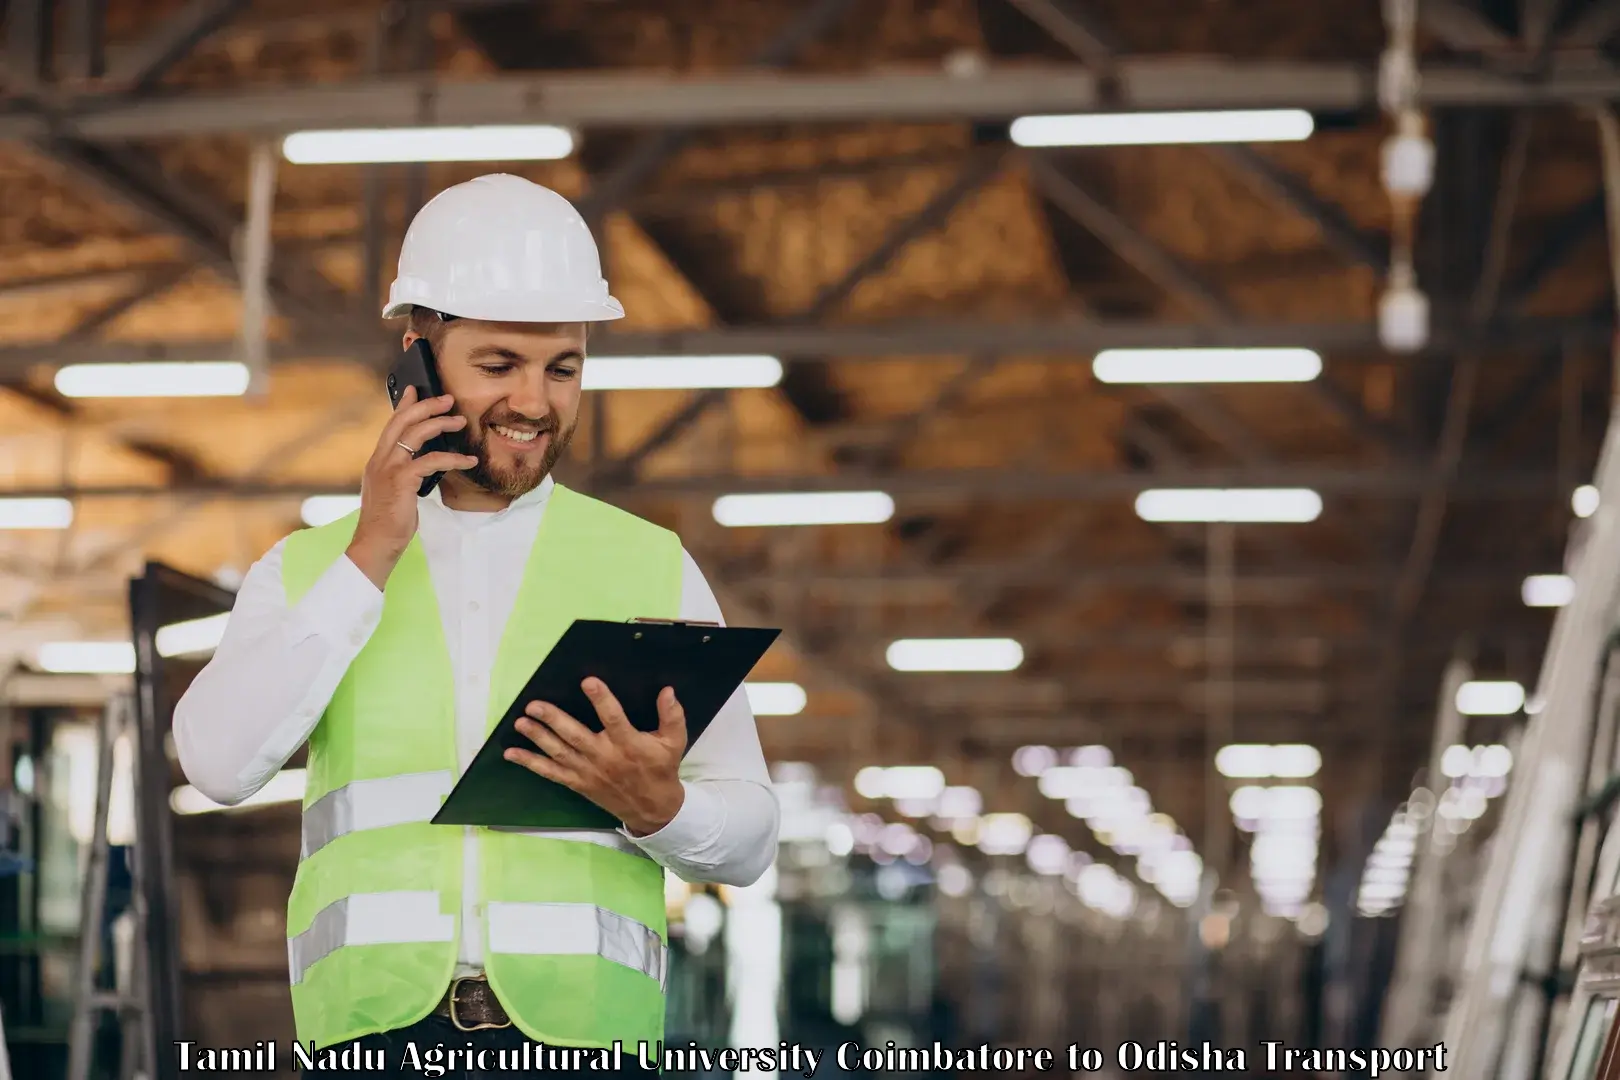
[102, 0, 251, 92]
[10, 61, 1620, 141]
[3, 0, 49, 92]
[1562, 0, 1620, 47]
[1207, 146, 1389, 270]
[1026, 153, 1232, 316]
[720, 561, 1532, 594]
[1003, 0, 1122, 71]
[0, 316, 1604, 379]
[1421, 0, 1519, 55]
[572, 0, 859, 219]
[0, 462, 1571, 502]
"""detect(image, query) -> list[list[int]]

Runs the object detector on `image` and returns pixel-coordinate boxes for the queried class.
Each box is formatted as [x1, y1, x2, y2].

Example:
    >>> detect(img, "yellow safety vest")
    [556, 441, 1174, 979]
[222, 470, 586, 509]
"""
[279, 483, 682, 1050]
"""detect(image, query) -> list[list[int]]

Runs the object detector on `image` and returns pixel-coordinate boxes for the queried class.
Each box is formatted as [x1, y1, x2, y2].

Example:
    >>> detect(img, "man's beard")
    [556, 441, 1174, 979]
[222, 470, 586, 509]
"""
[444, 407, 575, 498]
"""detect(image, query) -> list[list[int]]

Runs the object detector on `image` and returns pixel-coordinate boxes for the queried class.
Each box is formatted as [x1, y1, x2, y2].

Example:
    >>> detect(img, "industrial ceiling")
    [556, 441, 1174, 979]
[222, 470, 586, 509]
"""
[0, 0, 1614, 888]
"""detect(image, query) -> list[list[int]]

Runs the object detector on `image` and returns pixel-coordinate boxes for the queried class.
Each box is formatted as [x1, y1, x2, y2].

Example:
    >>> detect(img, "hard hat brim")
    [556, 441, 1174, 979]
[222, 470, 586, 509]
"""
[381, 295, 625, 323]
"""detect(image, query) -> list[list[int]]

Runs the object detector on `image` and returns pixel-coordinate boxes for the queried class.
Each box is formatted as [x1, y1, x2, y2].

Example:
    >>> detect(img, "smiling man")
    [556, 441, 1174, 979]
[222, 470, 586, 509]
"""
[172, 175, 780, 1078]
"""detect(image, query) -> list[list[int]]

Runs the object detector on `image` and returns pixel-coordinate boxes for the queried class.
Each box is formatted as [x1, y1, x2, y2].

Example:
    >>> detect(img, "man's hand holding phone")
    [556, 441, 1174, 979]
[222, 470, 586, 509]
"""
[345, 385, 478, 590]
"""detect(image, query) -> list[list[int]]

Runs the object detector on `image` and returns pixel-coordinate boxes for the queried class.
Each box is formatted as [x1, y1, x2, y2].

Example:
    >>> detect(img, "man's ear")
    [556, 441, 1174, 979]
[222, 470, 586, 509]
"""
[402, 329, 420, 350]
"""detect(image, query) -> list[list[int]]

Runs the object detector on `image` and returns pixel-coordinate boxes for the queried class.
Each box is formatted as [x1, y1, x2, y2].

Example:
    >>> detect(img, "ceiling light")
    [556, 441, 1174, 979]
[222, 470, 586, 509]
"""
[1068, 745, 1113, 768]
[155, 613, 229, 658]
[1010, 109, 1314, 147]
[1476, 744, 1513, 778]
[1026, 833, 1070, 876]
[1093, 348, 1321, 384]
[712, 491, 894, 527]
[1270, 745, 1322, 779]
[1037, 767, 1089, 800]
[282, 125, 574, 164]
[1134, 488, 1322, 523]
[1215, 744, 1272, 779]
[854, 765, 945, 801]
[301, 495, 361, 527]
[1456, 680, 1525, 716]
[54, 361, 250, 398]
[976, 813, 1033, 856]
[885, 638, 1023, 672]
[1574, 484, 1600, 519]
[1012, 745, 1058, 776]
[584, 355, 782, 390]
[1522, 574, 1575, 608]
[1230, 785, 1268, 819]
[1441, 744, 1473, 778]
[936, 786, 982, 819]
[37, 641, 135, 674]
[0, 497, 73, 530]
[171, 768, 306, 814]
[745, 681, 806, 716]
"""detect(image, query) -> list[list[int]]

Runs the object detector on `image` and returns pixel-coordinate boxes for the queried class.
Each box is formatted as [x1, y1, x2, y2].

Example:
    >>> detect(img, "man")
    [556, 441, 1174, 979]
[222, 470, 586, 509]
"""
[173, 174, 780, 1075]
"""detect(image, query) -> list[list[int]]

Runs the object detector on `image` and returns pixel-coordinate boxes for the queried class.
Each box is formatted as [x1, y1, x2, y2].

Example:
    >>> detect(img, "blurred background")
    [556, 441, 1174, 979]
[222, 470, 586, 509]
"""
[4, 0, 1620, 1077]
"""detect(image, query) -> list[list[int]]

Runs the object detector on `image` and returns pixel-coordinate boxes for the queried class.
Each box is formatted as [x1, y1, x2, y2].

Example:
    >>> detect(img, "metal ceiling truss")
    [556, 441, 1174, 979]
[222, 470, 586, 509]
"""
[0, 461, 1575, 502]
[0, 315, 1602, 383]
[12, 61, 1620, 140]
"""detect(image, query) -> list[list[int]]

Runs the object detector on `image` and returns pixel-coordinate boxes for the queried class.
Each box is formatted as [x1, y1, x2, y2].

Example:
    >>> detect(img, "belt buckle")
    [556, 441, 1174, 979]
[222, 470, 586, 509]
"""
[448, 975, 511, 1032]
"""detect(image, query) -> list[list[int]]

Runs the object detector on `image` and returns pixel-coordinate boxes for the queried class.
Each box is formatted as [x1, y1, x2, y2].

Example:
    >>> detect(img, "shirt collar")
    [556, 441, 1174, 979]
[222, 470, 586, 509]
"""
[424, 474, 555, 516]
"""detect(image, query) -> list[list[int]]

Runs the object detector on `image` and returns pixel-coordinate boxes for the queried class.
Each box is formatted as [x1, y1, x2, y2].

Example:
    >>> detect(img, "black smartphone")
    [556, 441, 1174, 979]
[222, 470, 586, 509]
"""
[386, 339, 453, 497]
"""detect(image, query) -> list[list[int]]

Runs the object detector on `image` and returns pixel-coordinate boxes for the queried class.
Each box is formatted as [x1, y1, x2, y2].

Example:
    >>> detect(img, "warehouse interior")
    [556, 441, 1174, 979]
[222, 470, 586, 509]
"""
[3, 0, 1620, 1077]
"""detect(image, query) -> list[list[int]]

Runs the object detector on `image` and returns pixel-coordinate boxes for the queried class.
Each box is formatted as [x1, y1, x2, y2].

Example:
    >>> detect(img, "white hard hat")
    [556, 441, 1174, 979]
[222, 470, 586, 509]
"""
[382, 173, 623, 323]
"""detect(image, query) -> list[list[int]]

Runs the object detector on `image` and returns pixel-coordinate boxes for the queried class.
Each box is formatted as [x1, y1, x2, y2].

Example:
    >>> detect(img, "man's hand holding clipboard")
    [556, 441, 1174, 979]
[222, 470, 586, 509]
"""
[504, 676, 690, 836]
[430, 616, 777, 832]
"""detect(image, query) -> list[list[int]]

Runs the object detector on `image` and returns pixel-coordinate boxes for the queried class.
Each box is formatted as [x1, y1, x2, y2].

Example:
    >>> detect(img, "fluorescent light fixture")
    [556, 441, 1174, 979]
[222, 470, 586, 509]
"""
[936, 786, 982, 819]
[171, 768, 306, 814]
[1012, 744, 1058, 776]
[976, 813, 1033, 856]
[584, 355, 782, 390]
[885, 637, 1023, 672]
[712, 491, 894, 527]
[1522, 573, 1575, 608]
[1037, 767, 1089, 800]
[1477, 744, 1513, 778]
[0, 497, 73, 530]
[38, 641, 135, 674]
[155, 613, 229, 658]
[54, 361, 249, 398]
[1271, 745, 1322, 779]
[301, 495, 362, 527]
[854, 765, 945, 801]
[1026, 833, 1070, 876]
[1135, 488, 1322, 523]
[1093, 348, 1321, 384]
[1574, 484, 1600, 519]
[1010, 109, 1313, 147]
[745, 681, 806, 716]
[40, 610, 234, 673]
[282, 125, 574, 164]
[1456, 680, 1525, 716]
[1215, 744, 1272, 779]
[1215, 743, 1319, 779]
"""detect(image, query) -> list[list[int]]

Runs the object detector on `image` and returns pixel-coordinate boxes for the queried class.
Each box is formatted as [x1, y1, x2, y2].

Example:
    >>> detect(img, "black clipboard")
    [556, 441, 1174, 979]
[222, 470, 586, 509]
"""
[432, 618, 780, 830]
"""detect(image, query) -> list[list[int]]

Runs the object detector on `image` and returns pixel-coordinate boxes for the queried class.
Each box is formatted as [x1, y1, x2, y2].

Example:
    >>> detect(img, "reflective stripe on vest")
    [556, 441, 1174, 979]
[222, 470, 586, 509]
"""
[289, 891, 455, 985]
[487, 901, 666, 989]
[289, 893, 667, 990]
[301, 771, 454, 859]
[300, 770, 655, 863]
[488, 827, 653, 862]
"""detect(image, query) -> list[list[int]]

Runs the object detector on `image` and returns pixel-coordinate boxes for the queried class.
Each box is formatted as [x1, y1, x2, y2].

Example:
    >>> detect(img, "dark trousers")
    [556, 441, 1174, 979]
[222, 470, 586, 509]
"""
[313, 1014, 657, 1077]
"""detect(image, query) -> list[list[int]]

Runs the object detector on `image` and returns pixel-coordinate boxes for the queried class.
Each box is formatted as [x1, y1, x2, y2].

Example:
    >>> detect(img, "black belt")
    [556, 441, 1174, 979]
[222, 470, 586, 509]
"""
[433, 975, 512, 1031]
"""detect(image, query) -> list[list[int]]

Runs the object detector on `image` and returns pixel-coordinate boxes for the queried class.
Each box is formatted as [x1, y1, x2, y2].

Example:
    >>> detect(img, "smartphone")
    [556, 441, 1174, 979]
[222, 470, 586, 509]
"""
[386, 339, 453, 497]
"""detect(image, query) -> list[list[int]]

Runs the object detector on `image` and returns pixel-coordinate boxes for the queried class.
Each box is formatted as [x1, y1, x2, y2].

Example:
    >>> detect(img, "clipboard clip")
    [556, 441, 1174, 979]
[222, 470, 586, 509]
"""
[629, 617, 720, 627]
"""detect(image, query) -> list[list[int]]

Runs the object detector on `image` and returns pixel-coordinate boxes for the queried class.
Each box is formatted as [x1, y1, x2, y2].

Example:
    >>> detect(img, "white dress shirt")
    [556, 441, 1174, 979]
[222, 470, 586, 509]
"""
[172, 475, 779, 977]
